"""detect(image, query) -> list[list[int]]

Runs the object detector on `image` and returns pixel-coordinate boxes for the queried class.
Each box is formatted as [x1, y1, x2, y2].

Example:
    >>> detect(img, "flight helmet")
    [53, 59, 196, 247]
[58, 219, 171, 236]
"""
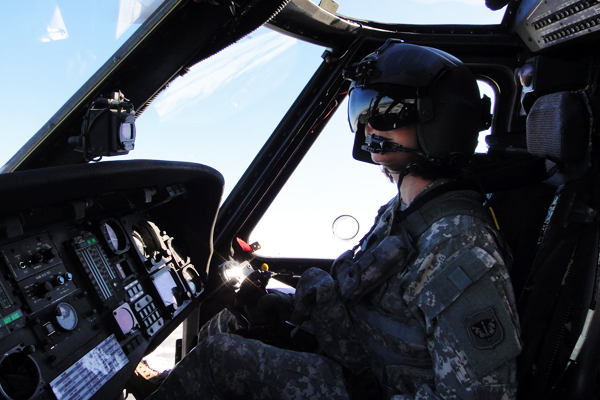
[343, 39, 491, 164]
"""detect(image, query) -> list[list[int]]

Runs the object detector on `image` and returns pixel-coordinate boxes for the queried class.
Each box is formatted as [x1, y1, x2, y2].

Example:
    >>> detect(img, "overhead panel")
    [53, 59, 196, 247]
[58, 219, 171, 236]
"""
[515, 0, 600, 52]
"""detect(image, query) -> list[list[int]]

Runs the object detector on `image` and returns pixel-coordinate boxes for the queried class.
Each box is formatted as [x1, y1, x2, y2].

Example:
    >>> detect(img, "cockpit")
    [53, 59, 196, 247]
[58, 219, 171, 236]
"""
[1, 0, 600, 399]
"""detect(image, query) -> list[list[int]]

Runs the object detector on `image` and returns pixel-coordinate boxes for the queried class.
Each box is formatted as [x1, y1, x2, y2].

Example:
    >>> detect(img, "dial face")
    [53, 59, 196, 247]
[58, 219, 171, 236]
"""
[113, 305, 136, 335]
[0, 351, 42, 399]
[105, 224, 119, 249]
[55, 303, 78, 331]
[132, 232, 148, 258]
[100, 220, 129, 254]
[132, 221, 163, 262]
[183, 266, 201, 295]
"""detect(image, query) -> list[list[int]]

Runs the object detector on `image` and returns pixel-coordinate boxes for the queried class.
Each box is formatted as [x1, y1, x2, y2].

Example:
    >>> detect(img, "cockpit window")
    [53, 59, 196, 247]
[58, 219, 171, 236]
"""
[2, 1, 503, 174]
[249, 96, 399, 259]
[250, 80, 497, 259]
[326, 0, 506, 26]
[120, 27, 325, 196]
[0, 1, 168, 167]
[1, 1, 324, 194]
[476, 80, 496, 153]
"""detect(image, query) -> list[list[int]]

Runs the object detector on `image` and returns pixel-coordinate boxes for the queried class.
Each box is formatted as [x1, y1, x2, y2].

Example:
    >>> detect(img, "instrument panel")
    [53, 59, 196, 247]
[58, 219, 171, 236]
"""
[0, 160, 223, 400]
[515, 0, 600, 52]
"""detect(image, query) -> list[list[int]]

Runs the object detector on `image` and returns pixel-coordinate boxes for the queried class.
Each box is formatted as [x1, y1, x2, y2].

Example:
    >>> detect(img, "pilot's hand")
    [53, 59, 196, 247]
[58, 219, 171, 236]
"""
[244, 290, 294, 325]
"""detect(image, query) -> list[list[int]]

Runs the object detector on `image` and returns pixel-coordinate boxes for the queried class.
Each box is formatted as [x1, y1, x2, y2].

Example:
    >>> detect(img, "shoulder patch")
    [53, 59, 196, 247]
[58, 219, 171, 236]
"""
[434, 276, 522, 383]
[465, 308, 504, 350]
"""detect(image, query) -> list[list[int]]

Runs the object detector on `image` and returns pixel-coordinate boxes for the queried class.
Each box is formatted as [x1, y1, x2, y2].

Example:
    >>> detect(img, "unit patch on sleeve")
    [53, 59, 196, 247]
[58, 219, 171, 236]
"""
[464, 308, 504, 350]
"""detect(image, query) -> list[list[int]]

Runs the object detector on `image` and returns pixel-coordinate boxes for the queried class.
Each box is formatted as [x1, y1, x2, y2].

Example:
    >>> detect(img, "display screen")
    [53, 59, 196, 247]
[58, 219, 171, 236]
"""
[0, 310, 22, 329]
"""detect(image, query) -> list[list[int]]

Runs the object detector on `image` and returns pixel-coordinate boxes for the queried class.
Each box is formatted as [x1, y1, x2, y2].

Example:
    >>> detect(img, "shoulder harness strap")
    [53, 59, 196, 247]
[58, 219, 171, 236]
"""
[392, 181, 493, 239]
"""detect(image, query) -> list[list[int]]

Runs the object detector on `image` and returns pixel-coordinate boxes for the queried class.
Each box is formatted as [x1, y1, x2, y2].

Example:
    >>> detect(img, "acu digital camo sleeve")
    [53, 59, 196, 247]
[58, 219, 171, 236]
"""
[398, 215, 522, 399]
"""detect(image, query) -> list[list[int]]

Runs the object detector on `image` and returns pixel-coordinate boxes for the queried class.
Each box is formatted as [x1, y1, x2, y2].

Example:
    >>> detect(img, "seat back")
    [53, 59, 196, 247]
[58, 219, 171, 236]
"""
[511, 91, 599, 399]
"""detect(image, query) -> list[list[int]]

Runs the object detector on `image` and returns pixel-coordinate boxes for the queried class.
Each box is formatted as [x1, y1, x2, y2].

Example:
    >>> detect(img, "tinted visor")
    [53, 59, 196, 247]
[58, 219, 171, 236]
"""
[348, 87, 418, 133]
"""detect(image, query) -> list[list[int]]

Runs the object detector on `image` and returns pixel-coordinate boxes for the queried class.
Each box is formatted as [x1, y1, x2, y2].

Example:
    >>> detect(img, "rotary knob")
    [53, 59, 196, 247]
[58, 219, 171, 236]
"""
[36, 281, 53, 297]
[31, 253, 44, 264]
[42, 248, 56, 262]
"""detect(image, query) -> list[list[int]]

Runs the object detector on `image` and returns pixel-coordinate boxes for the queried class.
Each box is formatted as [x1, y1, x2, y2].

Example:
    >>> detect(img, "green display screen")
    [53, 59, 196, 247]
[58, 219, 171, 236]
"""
[0, 310, 22, 328]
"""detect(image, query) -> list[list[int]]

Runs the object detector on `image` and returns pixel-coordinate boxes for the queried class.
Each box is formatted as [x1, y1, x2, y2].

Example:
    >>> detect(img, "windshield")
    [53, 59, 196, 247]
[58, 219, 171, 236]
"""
[323, 0, 506, 25]
[120, 28, 325, 197]
[1, 0, 505, 171]
[0, 0, 167, 166]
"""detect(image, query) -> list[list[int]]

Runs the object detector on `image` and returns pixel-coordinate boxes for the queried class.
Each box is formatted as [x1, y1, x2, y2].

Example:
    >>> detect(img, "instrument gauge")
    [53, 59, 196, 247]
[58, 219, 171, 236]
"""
[182, 266, 203, 297]
[0, 346, 44, 400]
[100, 220, 129, 254]
[55, 303, 78, 331]
[132, 221, 165, 264]
[132, 232, 148, 258]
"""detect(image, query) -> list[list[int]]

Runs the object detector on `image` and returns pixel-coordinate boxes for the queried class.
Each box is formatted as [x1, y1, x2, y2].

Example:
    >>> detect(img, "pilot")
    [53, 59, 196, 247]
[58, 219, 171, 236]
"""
[146, 40, 522, 399]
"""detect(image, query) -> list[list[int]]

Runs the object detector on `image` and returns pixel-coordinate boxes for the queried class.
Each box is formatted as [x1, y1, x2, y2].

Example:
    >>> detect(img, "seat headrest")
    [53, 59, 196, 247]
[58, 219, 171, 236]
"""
[526, 91, 589, 164]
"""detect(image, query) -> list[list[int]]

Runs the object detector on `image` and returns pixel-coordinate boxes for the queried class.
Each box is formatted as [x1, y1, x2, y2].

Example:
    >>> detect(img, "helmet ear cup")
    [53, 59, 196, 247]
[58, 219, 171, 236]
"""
[418, 66, 482, 156]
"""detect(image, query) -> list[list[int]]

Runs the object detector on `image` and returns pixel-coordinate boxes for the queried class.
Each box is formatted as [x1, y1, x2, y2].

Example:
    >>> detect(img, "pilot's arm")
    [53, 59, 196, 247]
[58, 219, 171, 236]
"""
[399, 221, 522, 399]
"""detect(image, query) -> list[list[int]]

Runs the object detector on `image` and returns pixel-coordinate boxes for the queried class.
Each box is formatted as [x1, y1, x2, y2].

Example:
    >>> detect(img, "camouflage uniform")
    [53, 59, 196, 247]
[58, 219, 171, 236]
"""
[148, 181, 521, 399]
[146, 332, 350, 399]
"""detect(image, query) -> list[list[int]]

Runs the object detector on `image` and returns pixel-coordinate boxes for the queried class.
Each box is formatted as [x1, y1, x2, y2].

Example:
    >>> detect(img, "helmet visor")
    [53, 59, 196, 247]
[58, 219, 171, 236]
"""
[348, 87, 418, 133]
